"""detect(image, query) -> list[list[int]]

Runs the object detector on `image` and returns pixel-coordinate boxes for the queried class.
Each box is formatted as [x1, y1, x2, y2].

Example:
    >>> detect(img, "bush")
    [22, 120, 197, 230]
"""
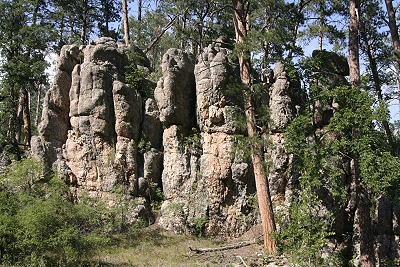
[0, 159, 110, 266]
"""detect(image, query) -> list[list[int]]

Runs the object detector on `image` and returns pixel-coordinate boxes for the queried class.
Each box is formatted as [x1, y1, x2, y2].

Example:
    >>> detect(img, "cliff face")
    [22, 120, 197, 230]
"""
[32, 38, 151, 222]
[32, 38, 298, 236]
[31, 38, 399, 263]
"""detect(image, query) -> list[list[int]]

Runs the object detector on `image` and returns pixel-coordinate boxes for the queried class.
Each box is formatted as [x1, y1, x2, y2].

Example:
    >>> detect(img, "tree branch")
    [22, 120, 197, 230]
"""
[143, 14, 179, 54]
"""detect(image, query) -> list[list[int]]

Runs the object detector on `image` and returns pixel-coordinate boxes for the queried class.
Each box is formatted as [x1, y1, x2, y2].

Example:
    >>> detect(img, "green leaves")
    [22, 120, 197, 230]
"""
[0, 159, 111, 266]
[282, 53, 400, 265]
[125, 51, 155, 99]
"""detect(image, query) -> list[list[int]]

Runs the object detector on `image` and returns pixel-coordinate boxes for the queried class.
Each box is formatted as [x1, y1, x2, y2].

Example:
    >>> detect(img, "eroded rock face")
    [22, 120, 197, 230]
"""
[31, 45, 79, 164]
[158, 44, 256, 237]
[194, 43, 241, 134]
[64, 39, 143, 196]
[154, 48, 196, 127]
[32, 38, 150, 223]
[269, 62, 303, 133]
[265, 62, 303, 207]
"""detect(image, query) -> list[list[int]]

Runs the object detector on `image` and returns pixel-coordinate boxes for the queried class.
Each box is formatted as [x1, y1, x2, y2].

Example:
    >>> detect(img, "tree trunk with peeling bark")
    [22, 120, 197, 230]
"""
[232, 0, 276, 253]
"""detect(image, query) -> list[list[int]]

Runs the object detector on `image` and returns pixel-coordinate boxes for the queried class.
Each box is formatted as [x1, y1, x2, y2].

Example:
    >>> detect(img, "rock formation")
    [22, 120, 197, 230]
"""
[32, 37, 151, 222]
[157, 43, 256, 237]
[266, 62, 303, 206]
[31, 38, 298, 236]
[30, 38, 399, 264]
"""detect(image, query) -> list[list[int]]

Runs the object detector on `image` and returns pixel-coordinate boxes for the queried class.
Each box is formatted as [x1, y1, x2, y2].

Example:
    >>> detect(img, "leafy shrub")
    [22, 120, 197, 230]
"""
[125, 51, 155, 99]
[0, 159, 110, 266]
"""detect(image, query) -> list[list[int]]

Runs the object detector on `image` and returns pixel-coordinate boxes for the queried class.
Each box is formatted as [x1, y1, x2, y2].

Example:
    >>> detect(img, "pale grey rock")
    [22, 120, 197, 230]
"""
[143, 149, 163, 189]
[36, 45, 79, 164]
[142, 98, 163, 149]
[269, 62, 302, 133]
[154, 48, 196, 127]
[159, 44, 256, 237]
[32, 39, 151, 222]
[194, 44, 241, 134]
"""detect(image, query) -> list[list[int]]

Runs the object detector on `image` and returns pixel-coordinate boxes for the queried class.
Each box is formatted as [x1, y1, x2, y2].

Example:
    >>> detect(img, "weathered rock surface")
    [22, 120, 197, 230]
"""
[265, 62, 303, 206]
[31, 45, 79, 164]
[158, 45, 256, 237]
[194, 42, 241, 134]
[269, 62, 303, 133]
[31, 38, 399, 264]
[154, 48, 196, 127]
[32, 38, 150, 223]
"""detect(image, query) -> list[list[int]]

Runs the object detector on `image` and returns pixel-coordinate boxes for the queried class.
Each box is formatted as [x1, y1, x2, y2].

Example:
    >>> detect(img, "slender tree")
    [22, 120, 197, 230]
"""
[0, 0, 50, 154]
[384, 0, 400, 107]
[98, 0, 121, 38]
[359, 0, 394, 149]
[349, 1, 375, 266]
[232, 0, 276, 253]
[122, 0, 130, 45]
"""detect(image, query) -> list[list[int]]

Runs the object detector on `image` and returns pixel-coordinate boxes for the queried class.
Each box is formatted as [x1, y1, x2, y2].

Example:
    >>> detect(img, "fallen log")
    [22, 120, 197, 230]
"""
[189, 239, 257, 253]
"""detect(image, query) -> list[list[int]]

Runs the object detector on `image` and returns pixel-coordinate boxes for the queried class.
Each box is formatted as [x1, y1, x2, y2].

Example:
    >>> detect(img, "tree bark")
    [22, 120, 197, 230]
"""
[318, 1, 325, 50]
[384, 0, 400, 109]
[22, 89, 31, 146]
[232, 0, 276, 253]
[349, 1, 375, 266]
[361, 30, 394, 150]
[80, 0, 89, 44]
[144, 14, 178, 54]
[349, 0, 360, 87]
[384, 0, 400, 65]
[122, 0, 130, 45]
[15, 91, 24, 143]
[138, 0, 142, 22]
[35, 84, 42, 128]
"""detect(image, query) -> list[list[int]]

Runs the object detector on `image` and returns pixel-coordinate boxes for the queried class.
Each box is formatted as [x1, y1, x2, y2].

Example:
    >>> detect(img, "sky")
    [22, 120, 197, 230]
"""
[45, 0, 400, 123]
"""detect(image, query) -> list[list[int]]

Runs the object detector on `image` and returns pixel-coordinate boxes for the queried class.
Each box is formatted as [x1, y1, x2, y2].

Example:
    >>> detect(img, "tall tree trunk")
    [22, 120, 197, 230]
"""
[384, 0, 400, 65]
[22, 89, 31, 146]
[80, 0, 89, 44]
[318, 1, 325, 50]
[232, 0, 276, 253]
[287, 0, 308, 60]
[361, 31, 394, 150]
[384, 0, 400, 110]
[122, 0, 130, 45]
[138, 0, 142, 22]
[35, 84, 42, 128]
[349, 1, 375, 266]
[105, 0, 110, 36]
[15, 91, 24, 143]
[349, 0, 360, 87]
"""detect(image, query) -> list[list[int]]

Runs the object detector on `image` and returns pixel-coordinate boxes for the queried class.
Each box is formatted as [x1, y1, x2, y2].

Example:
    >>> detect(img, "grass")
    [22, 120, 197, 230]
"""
[91, 227, 233, 267]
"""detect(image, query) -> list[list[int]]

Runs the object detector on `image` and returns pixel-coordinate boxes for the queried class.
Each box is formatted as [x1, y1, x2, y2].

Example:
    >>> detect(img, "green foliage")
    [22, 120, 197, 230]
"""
[0, 159, 110, 266]
[182, 127, 201, 151]
[149, 182, 164, 211]
[137, 139, 151, 154]
[125, 51, 155, 99]
[167, 202, 184, 214]
[190, 216, 209, 237]
[282, 58, 400, 263]
[276, 189, 339, 266]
